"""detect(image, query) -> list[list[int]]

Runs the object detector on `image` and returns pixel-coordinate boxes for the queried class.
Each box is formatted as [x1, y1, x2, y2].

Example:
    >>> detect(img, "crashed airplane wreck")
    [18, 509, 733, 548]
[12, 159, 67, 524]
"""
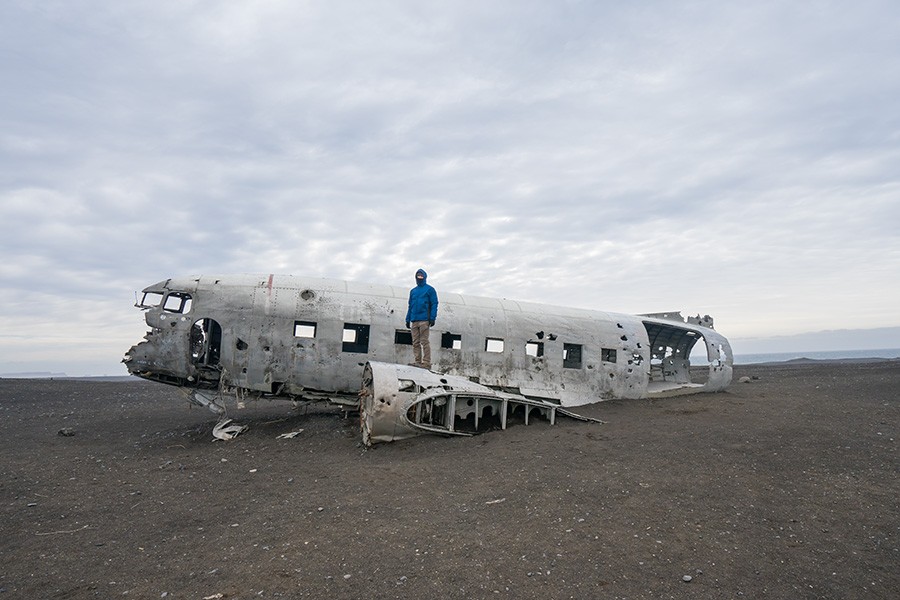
[124, 275, 733, 445]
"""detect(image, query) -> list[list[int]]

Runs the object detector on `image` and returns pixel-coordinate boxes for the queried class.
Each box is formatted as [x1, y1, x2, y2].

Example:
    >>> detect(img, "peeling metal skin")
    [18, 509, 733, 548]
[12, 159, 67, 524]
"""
[124, 274, 733, 443]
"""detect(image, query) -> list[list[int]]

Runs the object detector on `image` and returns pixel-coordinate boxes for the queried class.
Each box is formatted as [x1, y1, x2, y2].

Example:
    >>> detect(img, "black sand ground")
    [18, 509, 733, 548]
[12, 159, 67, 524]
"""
[1, 361, 897, 599]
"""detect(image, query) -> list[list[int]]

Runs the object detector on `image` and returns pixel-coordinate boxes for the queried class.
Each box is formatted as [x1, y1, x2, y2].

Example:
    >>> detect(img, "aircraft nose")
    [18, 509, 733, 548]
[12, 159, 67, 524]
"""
[123, 338, 155, 374]
[122, 343, 141, 372]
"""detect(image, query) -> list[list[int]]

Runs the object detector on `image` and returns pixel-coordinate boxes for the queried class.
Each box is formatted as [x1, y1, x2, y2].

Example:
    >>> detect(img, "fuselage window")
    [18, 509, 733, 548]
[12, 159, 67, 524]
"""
[485, 338, 504, 353]
[563, 343, 583, 369]
[162, 292, 192, 313]
[441, 333, 462, 350]
[343, 323, 370, 353]
[395, 330, 413, 345]
[294, 321, 317, 338]
[601, 348, 618, 363]
[526, 341, 544, 357]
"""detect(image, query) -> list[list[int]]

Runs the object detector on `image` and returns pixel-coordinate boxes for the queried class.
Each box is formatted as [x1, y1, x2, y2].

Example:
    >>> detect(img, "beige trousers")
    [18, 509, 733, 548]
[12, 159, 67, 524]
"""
[411, 321, 431, 369]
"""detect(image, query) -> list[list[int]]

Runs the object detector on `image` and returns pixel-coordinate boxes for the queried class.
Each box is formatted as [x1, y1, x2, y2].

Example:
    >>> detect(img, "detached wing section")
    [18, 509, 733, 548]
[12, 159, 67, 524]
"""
[360, 362, 602, 446]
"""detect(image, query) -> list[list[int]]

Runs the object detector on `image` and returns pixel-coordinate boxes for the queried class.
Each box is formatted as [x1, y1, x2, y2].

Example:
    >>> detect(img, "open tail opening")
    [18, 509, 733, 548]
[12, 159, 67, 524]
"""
[642, 320, 732, 397]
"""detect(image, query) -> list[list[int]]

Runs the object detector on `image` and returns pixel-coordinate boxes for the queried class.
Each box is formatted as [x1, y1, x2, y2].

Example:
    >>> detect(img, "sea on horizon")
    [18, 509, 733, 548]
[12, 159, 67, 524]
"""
[732, 348, 900, 365]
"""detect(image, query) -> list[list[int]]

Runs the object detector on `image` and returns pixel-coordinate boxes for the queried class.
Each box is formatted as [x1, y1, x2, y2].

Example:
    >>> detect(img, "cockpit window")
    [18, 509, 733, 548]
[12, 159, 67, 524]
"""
[139, 292, 164, 308]
[163, 292, 193, 313]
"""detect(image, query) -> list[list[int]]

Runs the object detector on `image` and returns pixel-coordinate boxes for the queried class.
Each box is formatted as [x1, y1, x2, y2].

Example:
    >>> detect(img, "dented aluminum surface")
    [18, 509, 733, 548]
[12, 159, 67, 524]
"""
[124, 274, 733, 444]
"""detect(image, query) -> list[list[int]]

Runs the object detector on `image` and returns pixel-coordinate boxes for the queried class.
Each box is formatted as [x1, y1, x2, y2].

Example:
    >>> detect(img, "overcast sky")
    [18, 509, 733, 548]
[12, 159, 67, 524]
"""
[2, 0, 899, 375]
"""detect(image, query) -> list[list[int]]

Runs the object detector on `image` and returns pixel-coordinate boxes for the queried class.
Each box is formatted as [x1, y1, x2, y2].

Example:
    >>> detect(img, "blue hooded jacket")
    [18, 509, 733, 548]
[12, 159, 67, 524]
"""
[406, 269, 438, 323]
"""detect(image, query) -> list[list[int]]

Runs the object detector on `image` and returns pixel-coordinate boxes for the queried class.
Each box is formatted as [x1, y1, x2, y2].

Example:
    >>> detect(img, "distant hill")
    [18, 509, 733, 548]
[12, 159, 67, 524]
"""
[0, 372, 137, 382]
[1, 371, 69, 379]
[780, 357, 898, 364]
[732, 326, 900, 354]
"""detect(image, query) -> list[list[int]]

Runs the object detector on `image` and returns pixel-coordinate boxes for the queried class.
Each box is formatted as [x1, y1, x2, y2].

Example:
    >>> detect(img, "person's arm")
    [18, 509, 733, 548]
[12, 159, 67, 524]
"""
[429, 288, 438, 324]
[406, 290, 413, 328]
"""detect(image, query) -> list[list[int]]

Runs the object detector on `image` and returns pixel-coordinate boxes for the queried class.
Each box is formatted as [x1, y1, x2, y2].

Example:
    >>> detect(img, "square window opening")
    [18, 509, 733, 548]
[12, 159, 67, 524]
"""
[395, 330, 412, 345]
[563, 343, 583, 369]
[342, 323, 370, 353]
[294, 321, 317, 338]
[601, 348, 618, 363]
[485, 338, 505, 353]
[441, 332, 462, 350]
[525, 341, 544, 357]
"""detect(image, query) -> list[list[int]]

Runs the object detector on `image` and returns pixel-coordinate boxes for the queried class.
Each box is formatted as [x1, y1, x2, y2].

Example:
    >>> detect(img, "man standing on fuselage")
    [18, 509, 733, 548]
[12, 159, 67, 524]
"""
[406, 268, 438, 370]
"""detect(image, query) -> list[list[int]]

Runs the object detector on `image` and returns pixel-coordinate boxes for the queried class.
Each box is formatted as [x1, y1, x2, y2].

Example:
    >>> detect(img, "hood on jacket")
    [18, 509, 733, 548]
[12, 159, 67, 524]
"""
[415, 269, 427, 286]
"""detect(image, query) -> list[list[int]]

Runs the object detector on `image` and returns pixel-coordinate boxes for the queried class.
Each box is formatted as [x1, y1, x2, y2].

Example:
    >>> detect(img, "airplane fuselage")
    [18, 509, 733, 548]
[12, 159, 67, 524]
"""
[124, 274, 732, 409]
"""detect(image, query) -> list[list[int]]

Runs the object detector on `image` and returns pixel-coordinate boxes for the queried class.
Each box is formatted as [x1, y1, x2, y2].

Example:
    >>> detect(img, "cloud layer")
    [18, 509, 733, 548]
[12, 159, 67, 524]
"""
[2, 1, 899, 374]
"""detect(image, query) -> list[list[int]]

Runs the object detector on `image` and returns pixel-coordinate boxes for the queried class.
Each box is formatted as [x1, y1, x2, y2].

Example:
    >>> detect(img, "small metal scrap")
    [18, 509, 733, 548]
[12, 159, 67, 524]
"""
[212, 419, 248, 441]
[276, 430, 304, 439]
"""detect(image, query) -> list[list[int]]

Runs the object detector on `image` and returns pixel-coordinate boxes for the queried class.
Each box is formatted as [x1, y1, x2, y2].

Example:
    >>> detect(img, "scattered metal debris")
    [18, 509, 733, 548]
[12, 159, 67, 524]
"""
[212, 419, 247, 441]
[276, 430, 304, 439]
[35, 524, 91, 536]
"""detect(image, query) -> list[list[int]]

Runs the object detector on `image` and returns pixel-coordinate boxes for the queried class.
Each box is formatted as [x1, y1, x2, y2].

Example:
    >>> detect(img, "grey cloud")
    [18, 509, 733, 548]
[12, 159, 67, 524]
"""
[1, 1, 899, 373]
